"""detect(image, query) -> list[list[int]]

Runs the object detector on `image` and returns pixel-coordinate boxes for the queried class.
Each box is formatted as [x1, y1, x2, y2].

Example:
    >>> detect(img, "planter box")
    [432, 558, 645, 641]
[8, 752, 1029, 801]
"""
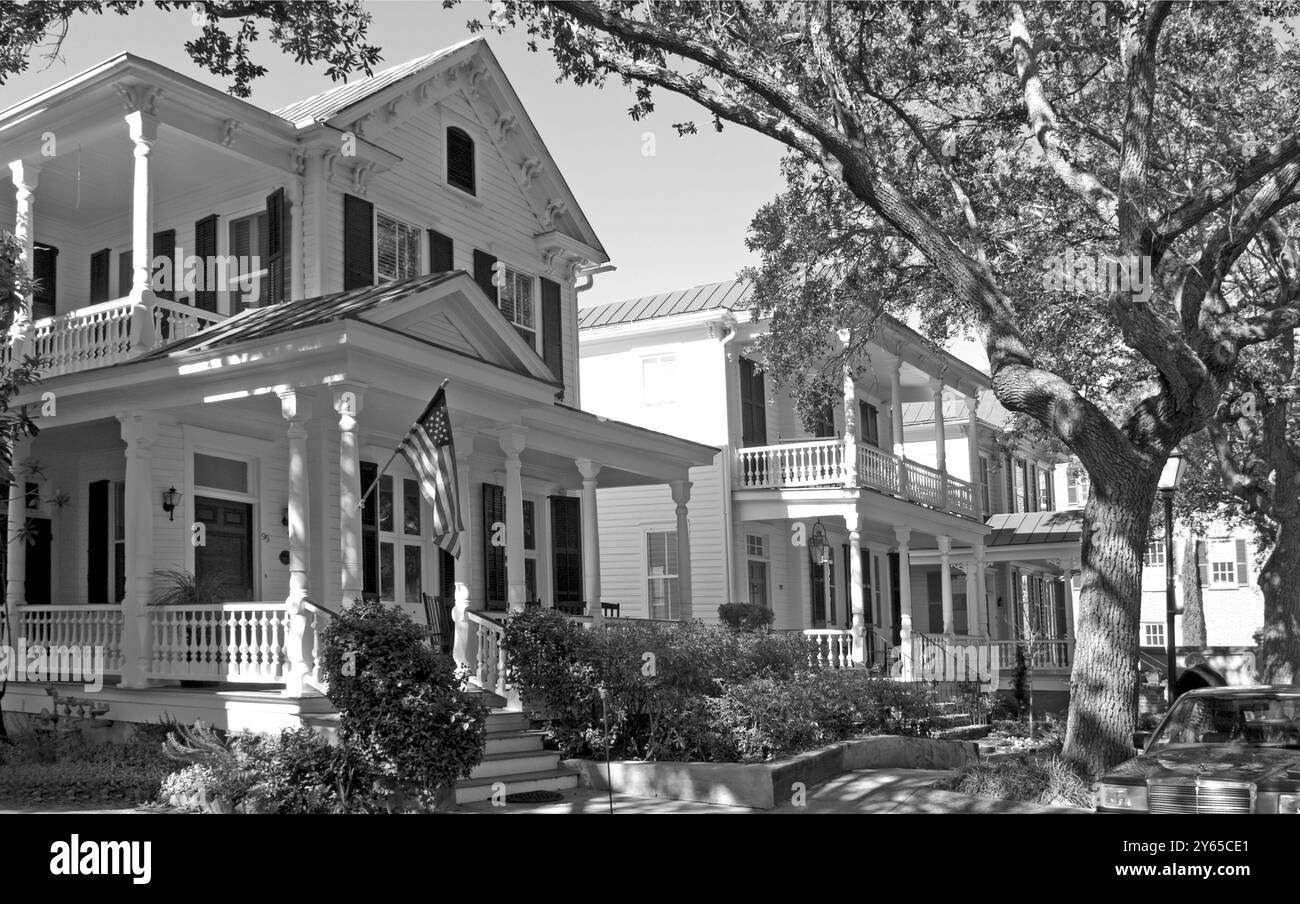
[564, 735, 978, 810]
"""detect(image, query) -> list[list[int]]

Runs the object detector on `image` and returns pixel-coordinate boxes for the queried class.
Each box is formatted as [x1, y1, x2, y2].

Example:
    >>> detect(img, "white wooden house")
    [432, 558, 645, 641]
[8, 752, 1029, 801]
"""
[0, 38, 715, 757]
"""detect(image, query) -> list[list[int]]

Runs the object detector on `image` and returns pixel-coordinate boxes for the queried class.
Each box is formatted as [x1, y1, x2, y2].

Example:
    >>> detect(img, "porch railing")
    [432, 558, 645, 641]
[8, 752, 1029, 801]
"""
[15, 605, 126, 674]
[4, 296, 225, 378]
[466, 609, 508, 697]
[735, 439, 977, 518]
[803, 628, 854, 669]
[988, 638, 1073, 669]
[148, 602, 291, 682]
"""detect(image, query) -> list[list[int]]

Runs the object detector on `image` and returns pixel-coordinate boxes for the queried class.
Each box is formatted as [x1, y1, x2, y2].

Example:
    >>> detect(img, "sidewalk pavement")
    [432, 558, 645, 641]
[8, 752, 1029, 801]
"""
[456, 768, 1091, 814]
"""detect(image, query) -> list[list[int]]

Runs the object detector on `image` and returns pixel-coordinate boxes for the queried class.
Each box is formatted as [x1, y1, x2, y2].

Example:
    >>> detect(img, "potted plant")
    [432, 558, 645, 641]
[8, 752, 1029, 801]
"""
[149, 568, 231, 606]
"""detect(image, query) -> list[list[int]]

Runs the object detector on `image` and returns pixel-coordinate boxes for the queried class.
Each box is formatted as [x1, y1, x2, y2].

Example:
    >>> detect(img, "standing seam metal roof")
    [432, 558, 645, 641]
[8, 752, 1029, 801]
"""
[577, 279, 754, 330]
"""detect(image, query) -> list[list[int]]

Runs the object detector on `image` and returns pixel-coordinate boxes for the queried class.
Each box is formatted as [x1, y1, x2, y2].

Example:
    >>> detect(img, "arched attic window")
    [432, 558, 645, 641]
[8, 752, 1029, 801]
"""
[446, 126, 476, 195]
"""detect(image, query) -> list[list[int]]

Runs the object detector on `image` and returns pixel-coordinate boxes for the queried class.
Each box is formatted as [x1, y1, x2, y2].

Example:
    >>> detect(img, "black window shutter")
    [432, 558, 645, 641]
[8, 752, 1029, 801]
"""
[194, 214, 218, 312]
[152, 229, 176, 300]
[360, 461, 378, 596]
[472, 249, 497, 303]
[87, 480, 109, 605]
[1196, 540, 1208, 588]
[32, 244, 57, 319]
[264, 188, 287, 305]
[117, 250, 132, 300]
[343, 194, 374, 291]
[550, 496, 583, 606]
[927, 571, 943, 633]
[446, 127, 476, 195]
[1236, 539, 1249, 586]
[483, 483, 506, 608]
[540, 276, 564, 390]
[89, 249, 111, 304]
[739, 357, 768, 447]
[429, 230, 454, 273]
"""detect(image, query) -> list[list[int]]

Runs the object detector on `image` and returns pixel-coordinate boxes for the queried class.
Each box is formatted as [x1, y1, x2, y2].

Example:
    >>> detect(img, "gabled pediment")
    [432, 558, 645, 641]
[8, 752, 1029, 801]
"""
[363, 271, 558, 385]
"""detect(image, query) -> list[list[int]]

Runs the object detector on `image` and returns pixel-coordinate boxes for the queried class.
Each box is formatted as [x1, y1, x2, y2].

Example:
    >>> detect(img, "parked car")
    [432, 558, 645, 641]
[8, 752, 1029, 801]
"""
[1096, 685, 1300, 814]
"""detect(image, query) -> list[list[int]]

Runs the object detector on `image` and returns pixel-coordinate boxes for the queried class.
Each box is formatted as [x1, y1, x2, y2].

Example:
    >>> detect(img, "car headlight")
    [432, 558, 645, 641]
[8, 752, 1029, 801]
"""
[1280, 794, 1300, 814]
[1098, 783, 1148, 811]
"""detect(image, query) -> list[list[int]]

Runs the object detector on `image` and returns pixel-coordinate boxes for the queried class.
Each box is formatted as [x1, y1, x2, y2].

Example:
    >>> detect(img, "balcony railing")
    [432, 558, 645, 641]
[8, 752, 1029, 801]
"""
[735, 438, 978, 518]
[2, 296, 225, 378]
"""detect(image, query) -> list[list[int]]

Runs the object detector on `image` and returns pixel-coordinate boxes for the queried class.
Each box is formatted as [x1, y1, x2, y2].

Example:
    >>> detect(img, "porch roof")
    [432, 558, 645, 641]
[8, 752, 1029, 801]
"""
[985, 510, 1084, 547]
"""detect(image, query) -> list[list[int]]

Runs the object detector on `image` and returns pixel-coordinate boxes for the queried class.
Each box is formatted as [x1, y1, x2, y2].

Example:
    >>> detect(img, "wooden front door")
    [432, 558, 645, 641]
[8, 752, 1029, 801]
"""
[25, 517, 52, 605]
[194, 497, 254, 601]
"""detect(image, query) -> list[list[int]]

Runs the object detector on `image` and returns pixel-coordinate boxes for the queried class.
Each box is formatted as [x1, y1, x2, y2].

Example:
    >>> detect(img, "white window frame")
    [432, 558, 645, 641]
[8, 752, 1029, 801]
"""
[497, 264, 536, 333]
[645, 528, 680, 620]
[978, 453, 992, 515]
[1142, 622, 1166, 647]
[376, 210, 423, 283]
[1207, 538, 1238, 587]
[641, 353, 678, 407]
[1142, 540, 1165, 568]
[745, 532, 770, 609]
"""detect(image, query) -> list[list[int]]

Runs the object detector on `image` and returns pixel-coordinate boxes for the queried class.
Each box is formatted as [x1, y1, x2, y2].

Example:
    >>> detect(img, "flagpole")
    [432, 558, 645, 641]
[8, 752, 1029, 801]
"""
[357, 378, 450, 510]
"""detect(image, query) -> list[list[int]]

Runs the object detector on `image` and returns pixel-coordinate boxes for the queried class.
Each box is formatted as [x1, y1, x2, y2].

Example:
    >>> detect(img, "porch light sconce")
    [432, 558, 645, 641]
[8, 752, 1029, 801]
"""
[162, 486, 181, 521]
[808, 519, 833, 566]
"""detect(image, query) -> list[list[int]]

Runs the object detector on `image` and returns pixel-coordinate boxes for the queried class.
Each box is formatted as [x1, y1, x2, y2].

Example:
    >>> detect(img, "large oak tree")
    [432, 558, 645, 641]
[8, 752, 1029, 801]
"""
[470, 0, 1300, 772]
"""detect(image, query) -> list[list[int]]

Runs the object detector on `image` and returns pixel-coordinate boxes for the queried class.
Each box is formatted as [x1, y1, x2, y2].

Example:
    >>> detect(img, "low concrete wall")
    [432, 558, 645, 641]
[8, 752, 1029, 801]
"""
[564, 735, 977, 810]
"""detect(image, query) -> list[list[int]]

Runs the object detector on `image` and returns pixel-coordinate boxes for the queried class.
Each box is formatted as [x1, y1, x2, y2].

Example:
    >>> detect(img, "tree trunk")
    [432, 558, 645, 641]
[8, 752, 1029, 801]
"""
[1179, 533, 1206, 648]
[1256, 521, 1300, 685]
[1062, 468, 1158, 776]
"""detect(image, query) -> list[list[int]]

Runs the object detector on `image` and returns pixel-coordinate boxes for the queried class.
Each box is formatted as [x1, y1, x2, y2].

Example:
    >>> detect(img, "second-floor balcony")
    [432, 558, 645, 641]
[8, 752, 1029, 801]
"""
[2, 295, 226, 378]
[735, 437, 977, 519]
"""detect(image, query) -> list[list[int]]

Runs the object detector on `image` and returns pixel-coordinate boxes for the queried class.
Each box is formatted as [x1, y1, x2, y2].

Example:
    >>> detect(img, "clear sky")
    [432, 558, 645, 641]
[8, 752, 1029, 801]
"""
[0, 0, 787, 308]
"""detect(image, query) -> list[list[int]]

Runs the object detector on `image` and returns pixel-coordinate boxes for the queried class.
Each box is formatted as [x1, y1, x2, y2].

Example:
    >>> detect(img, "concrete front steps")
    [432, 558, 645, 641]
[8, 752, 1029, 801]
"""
[455, 709, 577, 804]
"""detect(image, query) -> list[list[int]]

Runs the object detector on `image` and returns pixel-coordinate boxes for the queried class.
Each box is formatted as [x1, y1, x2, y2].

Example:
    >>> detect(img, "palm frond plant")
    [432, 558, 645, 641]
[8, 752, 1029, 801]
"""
[149, 568, 230, 606]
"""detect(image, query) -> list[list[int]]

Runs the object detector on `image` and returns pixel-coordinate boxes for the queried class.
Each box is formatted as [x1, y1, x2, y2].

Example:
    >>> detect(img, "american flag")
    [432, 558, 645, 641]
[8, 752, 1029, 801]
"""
[400, 384, 464, 558]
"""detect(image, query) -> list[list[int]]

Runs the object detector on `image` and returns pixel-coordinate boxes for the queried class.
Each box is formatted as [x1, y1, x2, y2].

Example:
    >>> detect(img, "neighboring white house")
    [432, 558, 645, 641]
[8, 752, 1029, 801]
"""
[0, 39, 716, 744]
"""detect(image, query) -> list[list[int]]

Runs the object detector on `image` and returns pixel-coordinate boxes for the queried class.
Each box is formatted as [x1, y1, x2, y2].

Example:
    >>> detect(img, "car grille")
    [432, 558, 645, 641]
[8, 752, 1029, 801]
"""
[1148, 780, 1254, 814]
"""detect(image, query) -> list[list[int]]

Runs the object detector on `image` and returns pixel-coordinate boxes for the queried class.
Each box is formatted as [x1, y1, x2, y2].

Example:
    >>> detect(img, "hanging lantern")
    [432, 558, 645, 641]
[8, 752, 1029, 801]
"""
[808, 519, 833, 566]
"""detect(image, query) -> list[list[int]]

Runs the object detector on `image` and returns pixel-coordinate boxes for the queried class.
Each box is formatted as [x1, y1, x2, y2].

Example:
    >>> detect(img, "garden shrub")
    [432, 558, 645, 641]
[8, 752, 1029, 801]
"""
[717, 603, 775, 632]
[938, 753, 1094, 808]
[0, 728, 173, 804]
[320, 597, 489, 809]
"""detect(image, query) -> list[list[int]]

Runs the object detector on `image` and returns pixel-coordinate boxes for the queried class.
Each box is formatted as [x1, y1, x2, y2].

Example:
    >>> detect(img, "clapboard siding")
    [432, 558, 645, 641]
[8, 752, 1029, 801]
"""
[405, 312, 478, 355]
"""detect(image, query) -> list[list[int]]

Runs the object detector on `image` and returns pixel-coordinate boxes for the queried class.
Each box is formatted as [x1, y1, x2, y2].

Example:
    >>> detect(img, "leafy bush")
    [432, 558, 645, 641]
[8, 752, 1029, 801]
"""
[938, 754, 1094, 808]
[717, 603, 775, 632]
[503, 609, 929, 763]
[320, 598, 489, 808]
[160, 722, 378, 813]
[0, 728, 173, 804]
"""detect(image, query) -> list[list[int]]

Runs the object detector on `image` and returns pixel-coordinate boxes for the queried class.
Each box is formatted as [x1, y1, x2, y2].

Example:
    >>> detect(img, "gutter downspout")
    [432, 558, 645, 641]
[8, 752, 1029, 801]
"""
[718, 316, 739, 606]
[575, 264, 616, 294]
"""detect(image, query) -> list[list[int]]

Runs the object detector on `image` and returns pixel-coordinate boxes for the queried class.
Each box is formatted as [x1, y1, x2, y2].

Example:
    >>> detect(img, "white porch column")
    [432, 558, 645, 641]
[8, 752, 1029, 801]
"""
[974, 545, 988, 637]
[670, 478, 693, 620]
[964, 557, 981, 637]
[5, 436, 32, 619]
[125, 110, 158, 351]
[931, 378, 948, 506]
[890, 355, 908, 498]
[118, 413, 158, 688]
[894, 526, 914, 679]
[9, 161, 38, 355]
[847, 509, 865, 664]
[334, 386, 365, 605]
[280, 390, 311, 696]
[938, 534, 954, 635]
[1062, 565, 1077, 648]
[500, 426, 528, 613]
[576, 458, 602, 620]
[966, 394, 982, 516]
[838, 329, 858, 486]
[288, 171, 305, 302]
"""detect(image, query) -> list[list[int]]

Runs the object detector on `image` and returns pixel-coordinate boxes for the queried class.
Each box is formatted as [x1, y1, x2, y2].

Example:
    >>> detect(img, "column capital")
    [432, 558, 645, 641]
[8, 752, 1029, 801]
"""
[575, 457, 601, 481]
[669, 478, 692, 505]
[278, 388, 313, 422]
[498, 424, 528, 458]
[332, 384, 366, 418]
[9, 160, 39, 192]
[893, 525, 911, 546]
[937, 534, 952, 555]
[843, 507, 861, 533]
[117, 411, 159, 448]
[928, 376, 945, 395]
[124, 108, 159, 145]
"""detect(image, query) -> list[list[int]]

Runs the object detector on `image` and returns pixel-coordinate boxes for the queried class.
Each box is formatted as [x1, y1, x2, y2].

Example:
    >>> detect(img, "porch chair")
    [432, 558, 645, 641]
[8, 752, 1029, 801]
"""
[421, 592, 455, 655]
[601, 602, 621, 619]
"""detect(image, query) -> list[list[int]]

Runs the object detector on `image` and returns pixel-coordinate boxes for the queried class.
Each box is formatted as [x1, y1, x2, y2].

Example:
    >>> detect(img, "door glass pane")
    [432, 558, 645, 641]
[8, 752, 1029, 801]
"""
[378, 476, 394, 532]
[403, 479, 421, 535]
[404, 545, 422, 603]
[194, 453, 248, 493]
[380, 542, 395, 601]
[525, 558, 537, 601]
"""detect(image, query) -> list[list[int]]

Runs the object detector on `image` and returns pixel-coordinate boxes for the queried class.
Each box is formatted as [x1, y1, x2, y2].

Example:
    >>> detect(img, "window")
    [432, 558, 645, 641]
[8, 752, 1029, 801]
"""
[228, 213, 268, 311]
[1143, 540, 1165, 568]
[642, 354, 678, 406]
[1014, 458, 1029, 513]
[1206, 538, 1247, 587]
[1142, 622, 1166, 647]
[739, 357, 768, 447]
[746, 534, 769, 609]
[646, 530, 679, 620]
[859, 401, 880, 448]
[497, 265, 536, 344]
[446, 126, 476, 195]
[32, 243, 57, 319]
[112, 481, 125, 604]
[362, 461, 427, 604]
[1037, 465, 1053, 510]
[1066, 463, 1089, 508]
[979, 454, 993, 515]
[376, 212, 422, 282]
[194, 453, 249, 493]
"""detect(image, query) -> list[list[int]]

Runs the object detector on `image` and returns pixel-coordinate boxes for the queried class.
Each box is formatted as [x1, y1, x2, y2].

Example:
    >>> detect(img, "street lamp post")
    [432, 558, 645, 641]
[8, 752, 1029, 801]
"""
[1157, 450, 1186, 707]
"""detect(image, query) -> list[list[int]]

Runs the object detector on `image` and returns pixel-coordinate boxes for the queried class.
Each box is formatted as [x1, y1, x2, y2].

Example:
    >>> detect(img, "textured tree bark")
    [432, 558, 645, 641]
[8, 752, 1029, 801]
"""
[1256, 523, 1300, 685]
[1179, 533, 1206, 648]
[1062, 466, 1159, 776]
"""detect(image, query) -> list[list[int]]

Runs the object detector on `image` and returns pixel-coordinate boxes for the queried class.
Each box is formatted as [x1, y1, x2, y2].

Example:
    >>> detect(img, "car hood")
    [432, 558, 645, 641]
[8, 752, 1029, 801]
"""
[1104, 746, 1300, 784]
